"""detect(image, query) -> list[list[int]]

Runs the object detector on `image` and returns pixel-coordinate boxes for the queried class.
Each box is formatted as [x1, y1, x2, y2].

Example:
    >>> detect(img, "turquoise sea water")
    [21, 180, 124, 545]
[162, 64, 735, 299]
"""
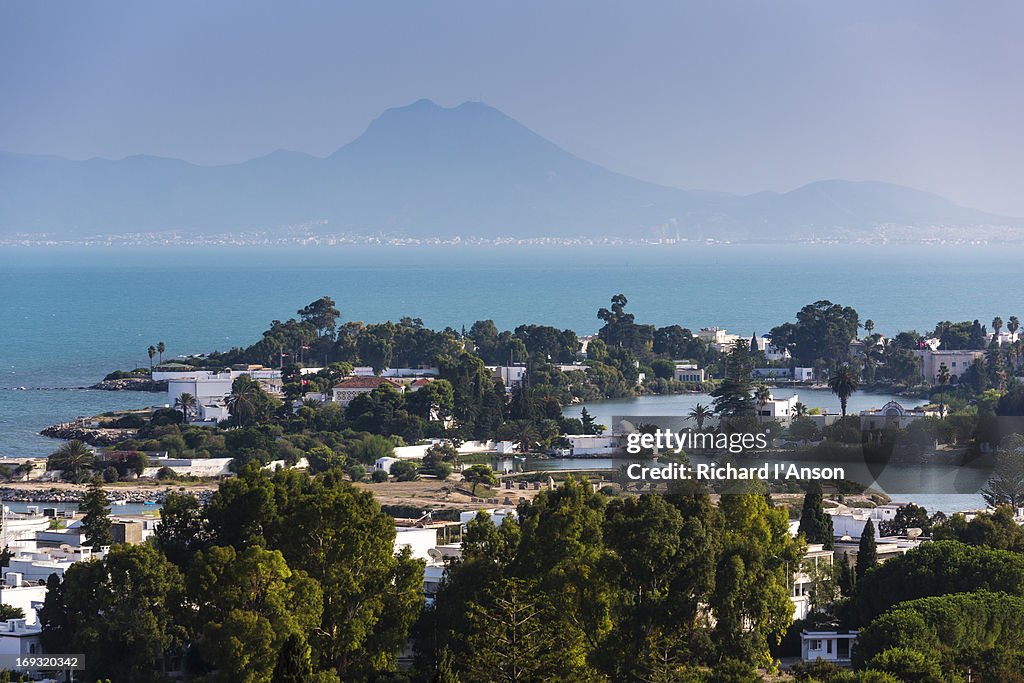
[2, 243, 1023, 459]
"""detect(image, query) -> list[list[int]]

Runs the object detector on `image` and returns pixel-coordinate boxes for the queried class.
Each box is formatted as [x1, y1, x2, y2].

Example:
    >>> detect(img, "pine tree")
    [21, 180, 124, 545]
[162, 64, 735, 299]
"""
[710, 342, 755, 417]
[580, 407, 597, 435]
[856, 519, 877, 579]
[79, 475, 113, 551]
[797, 481, 834, 549]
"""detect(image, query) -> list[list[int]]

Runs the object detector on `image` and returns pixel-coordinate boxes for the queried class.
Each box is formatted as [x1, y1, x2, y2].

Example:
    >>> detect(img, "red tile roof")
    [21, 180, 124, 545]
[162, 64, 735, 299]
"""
[333, 376, 402, 390]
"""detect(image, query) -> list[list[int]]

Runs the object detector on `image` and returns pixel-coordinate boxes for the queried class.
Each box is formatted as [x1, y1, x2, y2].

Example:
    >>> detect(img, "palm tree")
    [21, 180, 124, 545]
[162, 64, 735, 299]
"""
[936, 363, 950, 419]
[157, 341, 166, 365]
[147, 345, 156, 370]
[864, 319, 875, 336]
[993, 317, 1004, 344]
[827, 365, 859, 420]
[174, 392, 197, 423]
[49, 440, 94, 477]
[793, 402, 808, 418]
[513, 422, 540, 453]
[754, 384, 772, 423]
[1009, 316, 1020, 337]
[688, 403, 714, 431]
[226, 381, 262, 426]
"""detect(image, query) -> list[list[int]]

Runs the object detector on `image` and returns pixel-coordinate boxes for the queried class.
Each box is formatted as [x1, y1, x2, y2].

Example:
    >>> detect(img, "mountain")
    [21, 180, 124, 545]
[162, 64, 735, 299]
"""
[0, 99, 1016, 240]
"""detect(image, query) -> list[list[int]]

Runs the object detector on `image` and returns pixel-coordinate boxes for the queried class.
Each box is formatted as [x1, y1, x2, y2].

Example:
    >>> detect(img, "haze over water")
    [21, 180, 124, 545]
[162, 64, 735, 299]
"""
[1, 243, 1020, 458]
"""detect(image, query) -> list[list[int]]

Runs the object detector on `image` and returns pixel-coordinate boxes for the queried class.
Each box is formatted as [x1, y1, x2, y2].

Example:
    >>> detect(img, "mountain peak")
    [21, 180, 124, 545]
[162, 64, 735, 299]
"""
[0, 100, 1016, 241]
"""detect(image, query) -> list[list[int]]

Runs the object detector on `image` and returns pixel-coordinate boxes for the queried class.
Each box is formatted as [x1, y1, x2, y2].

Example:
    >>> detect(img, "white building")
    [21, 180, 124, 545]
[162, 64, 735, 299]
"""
[0, 618, 43, 658]
[913, 349, 985, 385]
[790, 544, 834, 621]
[563, 435, 621, 456]
[488, 365, 527, 390]
[673, 361, 706, 383]
[141, 456, 233, 478]
[460, 508, 518, 529]
[698, 327, 743, 353]
[753, 368, 792, 380]
[756, 393, 800, 425]
[374, 457, 400, 474]
[331, 376, 404, 406]
[860, 401, 939, 432]
[801, 630, 857, 664]
[0, 578, 47, 625]
[794, 367, 815, 382]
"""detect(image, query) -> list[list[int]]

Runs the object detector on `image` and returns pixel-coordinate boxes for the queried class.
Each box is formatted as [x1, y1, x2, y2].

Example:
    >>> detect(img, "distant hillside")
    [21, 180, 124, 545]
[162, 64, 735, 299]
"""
[0, 99, 1016, 240]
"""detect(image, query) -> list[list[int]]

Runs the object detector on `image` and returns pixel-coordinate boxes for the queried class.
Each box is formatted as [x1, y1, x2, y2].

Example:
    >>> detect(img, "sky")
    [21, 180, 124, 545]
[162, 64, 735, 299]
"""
[2, 1, 1023, 214]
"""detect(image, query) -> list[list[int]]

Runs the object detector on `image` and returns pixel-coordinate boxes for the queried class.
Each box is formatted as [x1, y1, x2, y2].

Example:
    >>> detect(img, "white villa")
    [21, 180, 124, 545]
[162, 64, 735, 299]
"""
[756, 393, 800, 425]
[331, 376, 404, 406]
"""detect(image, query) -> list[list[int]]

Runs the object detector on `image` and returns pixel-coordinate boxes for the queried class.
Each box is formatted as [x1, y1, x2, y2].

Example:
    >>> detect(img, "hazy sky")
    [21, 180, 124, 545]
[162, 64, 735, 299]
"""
[3, 1, 1023, 214]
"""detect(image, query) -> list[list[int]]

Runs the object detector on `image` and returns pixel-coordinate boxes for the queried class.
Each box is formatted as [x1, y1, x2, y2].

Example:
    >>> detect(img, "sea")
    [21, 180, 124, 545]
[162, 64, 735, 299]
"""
[1, 243, 1021, 512]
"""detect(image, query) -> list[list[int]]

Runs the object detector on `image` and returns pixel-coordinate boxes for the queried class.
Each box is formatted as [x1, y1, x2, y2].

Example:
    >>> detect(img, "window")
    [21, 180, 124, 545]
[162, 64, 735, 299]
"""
[827, 640, 833, 654]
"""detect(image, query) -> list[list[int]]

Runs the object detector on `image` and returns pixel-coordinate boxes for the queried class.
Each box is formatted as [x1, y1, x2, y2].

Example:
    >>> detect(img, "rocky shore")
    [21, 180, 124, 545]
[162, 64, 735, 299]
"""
[0, 484, 214, 505]
[89, 377, 167, 392]
[39, 423, 138, 446]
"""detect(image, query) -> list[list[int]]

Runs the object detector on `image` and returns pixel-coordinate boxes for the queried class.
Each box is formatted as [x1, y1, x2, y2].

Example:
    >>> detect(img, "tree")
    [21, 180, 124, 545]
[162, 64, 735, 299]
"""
[79, 475, 113, 551]
[269, 471, 424, 680]
[769, 301, 859, 370]
[710, 485, 803, 668]
[154, 492, 211, 568]
[47, 440, 94, 479]
[38, 573, 68, 655]
[462, 464, 498, 495]
[157, 341, 165, 365]
[390, 460, 419, 481]
[754, 385, 772, 423]
[711, 342, 755, 418]
[797, 481, 834, 549]
[188, 545, 323, 683]
[227, 375, 278, 427]
[297, 296, 341, 337]
[844, 540, 1024, 626]
[689, 403, 714, 431]
[601, 494, 718, 681]
[0, 605, 24, 620]
[878, 503, 931, 537]
[272, 633, 313, 683]
[462, 576, 570, 683]
[983, 450, 1024, 509]
[856, 520, 877, 579]
[827, 365, 859, 419]
[936, 362, 950, 418]
[580, 407, 597, 435]
[174, 392, 197, 423]
[147, 345, 156, 370]
[51, 544, 185, 682]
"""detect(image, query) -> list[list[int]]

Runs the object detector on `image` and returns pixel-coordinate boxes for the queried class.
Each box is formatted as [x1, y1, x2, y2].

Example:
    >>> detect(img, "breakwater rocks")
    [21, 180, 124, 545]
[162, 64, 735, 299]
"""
[0, 486, 213, 505]
[39, 424, 137, 446]
[90, 377, 167, 392]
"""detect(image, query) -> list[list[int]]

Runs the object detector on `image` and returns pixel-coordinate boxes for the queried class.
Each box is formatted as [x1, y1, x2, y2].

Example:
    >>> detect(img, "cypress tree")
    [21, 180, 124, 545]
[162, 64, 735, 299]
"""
[797, 481, 834, 549]
[79, 475, 113, 551]
[856, 519, 878, 579]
